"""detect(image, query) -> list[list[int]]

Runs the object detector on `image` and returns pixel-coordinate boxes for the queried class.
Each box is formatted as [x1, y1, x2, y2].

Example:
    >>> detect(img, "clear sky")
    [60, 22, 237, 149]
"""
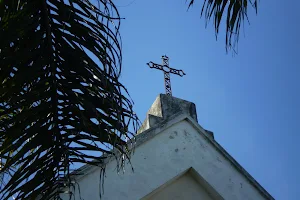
[113, 0, 300, 199]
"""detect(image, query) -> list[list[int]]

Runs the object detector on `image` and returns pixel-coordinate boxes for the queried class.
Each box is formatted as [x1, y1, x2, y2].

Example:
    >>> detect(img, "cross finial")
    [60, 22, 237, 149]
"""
[147, 55, 186, 96]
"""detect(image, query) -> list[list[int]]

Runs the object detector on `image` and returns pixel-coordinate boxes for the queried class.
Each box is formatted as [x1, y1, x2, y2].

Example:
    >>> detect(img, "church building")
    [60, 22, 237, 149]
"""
[60, 94, 274, 200]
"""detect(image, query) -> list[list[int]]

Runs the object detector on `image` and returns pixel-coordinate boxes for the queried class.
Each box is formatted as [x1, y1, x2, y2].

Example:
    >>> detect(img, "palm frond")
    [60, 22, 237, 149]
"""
[0, 0, 139, 199]
[188, 0, 258, 53]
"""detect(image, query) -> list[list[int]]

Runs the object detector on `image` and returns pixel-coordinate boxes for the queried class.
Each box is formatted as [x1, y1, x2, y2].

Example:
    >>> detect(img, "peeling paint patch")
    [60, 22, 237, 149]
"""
[184, 130, 189, 136]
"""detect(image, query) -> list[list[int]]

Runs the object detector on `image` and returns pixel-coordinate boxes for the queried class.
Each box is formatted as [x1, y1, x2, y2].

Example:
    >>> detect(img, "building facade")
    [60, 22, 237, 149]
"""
[60, 94, 274, 200]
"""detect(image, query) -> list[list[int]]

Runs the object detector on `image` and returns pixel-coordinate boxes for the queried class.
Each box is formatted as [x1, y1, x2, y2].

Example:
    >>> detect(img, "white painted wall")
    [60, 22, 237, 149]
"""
[61, 117, 268, 200]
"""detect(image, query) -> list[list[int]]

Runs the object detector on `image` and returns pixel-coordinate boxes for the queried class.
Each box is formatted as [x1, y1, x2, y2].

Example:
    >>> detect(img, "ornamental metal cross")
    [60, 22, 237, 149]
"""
[147, 55, 186, 96]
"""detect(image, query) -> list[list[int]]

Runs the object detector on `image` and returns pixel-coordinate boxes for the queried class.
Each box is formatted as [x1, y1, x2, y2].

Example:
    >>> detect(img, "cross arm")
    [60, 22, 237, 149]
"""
[169, 67, 186, 77]
[147, 62, 163, 70]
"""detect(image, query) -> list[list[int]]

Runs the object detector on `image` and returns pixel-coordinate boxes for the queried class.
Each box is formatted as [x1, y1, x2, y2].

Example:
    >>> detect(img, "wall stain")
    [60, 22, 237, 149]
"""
[184, 130, 189, 136]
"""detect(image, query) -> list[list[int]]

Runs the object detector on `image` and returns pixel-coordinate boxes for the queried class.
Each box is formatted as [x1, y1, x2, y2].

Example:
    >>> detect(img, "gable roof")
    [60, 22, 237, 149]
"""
[73, 112, 274, 200]
[71, 94, 274, 200]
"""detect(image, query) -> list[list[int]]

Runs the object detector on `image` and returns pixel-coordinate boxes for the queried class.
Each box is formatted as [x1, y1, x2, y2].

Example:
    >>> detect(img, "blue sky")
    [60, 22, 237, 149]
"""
[114, 0, 300, 199]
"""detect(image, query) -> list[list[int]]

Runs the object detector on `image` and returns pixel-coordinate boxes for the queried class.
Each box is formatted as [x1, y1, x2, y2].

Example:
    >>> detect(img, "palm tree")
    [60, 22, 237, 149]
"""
[0, 0, 258, 199]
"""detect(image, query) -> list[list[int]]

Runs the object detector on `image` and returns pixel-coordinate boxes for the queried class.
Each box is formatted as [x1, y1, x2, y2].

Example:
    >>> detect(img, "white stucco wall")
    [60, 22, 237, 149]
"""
[61, 117, 269, 200]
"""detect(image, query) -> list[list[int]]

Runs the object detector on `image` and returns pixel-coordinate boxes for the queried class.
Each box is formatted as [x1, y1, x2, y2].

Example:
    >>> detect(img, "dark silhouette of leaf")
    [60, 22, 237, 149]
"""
[187, 0, 258, 53]
[0, 0, 139, 199]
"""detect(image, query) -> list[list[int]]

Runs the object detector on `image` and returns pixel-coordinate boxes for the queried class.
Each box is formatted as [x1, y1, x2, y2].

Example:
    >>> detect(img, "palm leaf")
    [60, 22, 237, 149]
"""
[0, 0, 139, 199]
[188, 0, 258, 53]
